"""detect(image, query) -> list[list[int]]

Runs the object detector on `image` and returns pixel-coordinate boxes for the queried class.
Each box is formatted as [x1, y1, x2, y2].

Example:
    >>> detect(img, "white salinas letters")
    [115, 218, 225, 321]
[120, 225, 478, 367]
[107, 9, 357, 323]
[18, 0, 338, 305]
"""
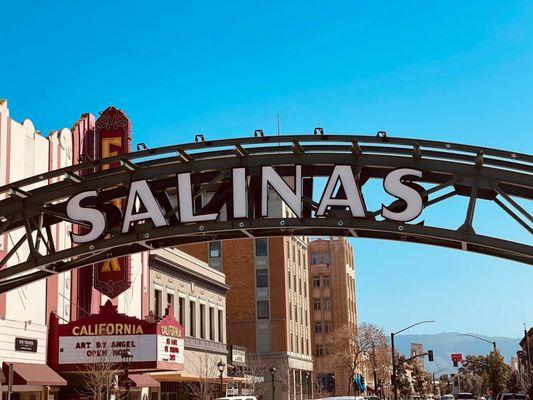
[381, 168, 423, 222]
[66, 191, 106, 244]
[316, 166, 366, 217]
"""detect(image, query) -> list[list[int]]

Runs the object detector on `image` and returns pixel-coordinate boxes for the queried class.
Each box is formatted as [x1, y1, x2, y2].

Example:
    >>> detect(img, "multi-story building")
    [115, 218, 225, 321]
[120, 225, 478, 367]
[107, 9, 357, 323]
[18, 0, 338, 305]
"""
[180, 202, 313, 399]
[410, 343, 425, 370]
[0, 101, 237, 400]
[309, 236, 357, 396]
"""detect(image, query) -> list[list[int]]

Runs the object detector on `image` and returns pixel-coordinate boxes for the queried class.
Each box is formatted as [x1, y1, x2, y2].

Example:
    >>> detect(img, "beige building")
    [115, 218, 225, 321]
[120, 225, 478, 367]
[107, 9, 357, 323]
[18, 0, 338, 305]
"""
[147, 248, 230, 398]
[309, 237, 357, 395]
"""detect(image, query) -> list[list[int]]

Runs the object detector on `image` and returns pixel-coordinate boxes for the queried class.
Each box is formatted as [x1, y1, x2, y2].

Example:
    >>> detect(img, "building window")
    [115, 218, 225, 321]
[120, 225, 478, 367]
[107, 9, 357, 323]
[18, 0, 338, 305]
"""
[208, 307, 214, 341]
[218, 309, 224, 342]
[324, 322, 332, 333]
[200, 304, 206, 339]
[189, 300, 196, 337]
[312, 277, 320, 287]
[178, 297, 185, 325]
[290, 333, 294, 352]
[257, 301, 269, 319]
[322, 252, 330, 264]
[315, 346, 324, 357]
[298, 249, 302, 266]
[288, 270, 291, 289]
[323, 276, 330, 287]
[298, 277, 302, 294]
[304, 281, 307, 297]
[209, 241, 221, 258]
[293, 274, 296, 291]
[166, 292, 174, 314]
[311, 252, 319, 264]
[154, 287, 163, 317]
[291, 244, 295, 261]
[314, 323, 322, 333]
[255, 238, 268, 257]
[313, 300, 321, 310]
[324, 298, 332, 311]
[256, 269, 269, 288]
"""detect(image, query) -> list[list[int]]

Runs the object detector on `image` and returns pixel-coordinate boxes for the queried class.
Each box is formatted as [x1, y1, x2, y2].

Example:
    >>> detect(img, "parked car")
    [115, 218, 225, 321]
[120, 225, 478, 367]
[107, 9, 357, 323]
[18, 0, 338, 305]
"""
[441, 395, 454, 400]
[216, 397, 257, 400]
[458, 393, 475, 400]
[496, 393, 525, 400]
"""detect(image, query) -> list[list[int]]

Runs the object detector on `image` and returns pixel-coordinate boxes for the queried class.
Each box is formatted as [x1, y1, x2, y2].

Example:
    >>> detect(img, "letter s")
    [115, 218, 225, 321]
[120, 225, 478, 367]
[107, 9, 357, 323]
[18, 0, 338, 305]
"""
[381, 168, 423, 222]
[66, 191, 106, 244]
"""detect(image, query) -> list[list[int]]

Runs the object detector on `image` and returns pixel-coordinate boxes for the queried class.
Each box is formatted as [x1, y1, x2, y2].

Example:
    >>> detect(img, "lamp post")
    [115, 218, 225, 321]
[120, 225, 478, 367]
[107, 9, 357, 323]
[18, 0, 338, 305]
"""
[391, 320, 435, 400]
[270, 367, 276, 400]
[217, 360, 226, 398]
[121, 349, 133, 398]
[305, 372, 311, 399]
[457, 333, 496, 351]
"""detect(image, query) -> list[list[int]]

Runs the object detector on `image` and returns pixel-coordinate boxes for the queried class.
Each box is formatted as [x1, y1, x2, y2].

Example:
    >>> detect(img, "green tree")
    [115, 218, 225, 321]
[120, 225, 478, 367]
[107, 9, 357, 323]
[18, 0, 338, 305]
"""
[438, 374, 452, 395]
[487, 350, 510, 398]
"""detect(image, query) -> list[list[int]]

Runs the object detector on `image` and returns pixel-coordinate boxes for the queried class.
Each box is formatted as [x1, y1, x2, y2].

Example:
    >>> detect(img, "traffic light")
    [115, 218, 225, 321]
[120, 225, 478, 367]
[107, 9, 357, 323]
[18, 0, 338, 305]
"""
[428, 350, 434, 362]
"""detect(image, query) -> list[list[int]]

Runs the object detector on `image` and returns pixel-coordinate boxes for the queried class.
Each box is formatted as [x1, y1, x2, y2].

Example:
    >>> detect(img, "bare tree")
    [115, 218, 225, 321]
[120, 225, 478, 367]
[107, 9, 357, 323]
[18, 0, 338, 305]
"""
[183, 352, 220, 400]
[329, 322, 387, 396]
[244, 354, 268, 397]
[77, 341, 122, 400]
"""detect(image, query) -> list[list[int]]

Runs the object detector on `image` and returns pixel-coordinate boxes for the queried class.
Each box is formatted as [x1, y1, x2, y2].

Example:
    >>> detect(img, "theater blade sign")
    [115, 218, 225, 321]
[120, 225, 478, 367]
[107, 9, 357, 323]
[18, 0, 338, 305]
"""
[66, 166, 424, 243]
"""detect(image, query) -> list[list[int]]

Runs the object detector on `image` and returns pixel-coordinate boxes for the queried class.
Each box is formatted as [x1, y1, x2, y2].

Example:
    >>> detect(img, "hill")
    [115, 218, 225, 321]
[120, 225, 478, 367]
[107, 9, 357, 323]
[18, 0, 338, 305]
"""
[394, 332, 520, 374]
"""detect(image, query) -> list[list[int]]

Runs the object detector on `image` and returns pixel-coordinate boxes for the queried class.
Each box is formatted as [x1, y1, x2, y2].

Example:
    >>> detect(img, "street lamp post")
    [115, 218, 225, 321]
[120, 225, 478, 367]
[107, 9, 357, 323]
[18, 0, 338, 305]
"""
[391, 320, 435, 400]
[121, 349, 133, 398]
[217, 360, 226, 398]
[270, 367, 276, 400]
[457, 333, 497, 351]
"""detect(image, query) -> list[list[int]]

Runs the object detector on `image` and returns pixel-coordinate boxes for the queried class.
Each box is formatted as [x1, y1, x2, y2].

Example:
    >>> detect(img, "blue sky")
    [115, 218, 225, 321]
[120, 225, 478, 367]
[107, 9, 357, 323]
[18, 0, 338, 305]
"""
[1, 1, 532, 337]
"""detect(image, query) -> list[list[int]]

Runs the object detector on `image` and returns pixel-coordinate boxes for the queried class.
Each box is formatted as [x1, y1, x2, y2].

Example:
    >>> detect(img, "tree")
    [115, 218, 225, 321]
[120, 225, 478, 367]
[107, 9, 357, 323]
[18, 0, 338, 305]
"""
[329, 323, 389, 396]
[183, 352, 219, 400]
[243, 354, 268, 397]
[487, 350, 510, 398]
[77, 344, 122, 400]
[438, 374, 452, 395]
[395, 354, 413, 400]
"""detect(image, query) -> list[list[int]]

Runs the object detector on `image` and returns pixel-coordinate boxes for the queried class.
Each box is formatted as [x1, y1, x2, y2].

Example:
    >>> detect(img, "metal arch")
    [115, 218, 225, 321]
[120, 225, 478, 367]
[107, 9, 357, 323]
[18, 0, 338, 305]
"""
[0, 134, 531, 293]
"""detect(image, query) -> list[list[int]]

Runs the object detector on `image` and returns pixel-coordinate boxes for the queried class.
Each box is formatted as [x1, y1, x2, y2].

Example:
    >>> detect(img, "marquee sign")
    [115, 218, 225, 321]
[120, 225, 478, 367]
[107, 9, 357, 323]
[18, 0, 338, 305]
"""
[66, 166, 425, 244]
[49, 301, 184, 372]
[93, 107, 132, 298]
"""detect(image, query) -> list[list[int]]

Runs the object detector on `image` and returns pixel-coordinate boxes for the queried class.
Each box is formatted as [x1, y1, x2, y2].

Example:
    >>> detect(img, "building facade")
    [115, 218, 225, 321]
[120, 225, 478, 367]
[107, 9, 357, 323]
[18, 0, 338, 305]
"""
[309, 236, 357, 396]
[180, 202, 314, 399]
[0, 101, 238, 400]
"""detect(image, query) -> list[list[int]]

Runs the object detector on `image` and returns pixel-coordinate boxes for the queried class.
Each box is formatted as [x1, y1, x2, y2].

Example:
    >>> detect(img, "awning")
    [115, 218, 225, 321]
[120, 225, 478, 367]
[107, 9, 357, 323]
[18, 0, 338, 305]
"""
[1, 363, 66, 386]
[129, 374, 160, 388]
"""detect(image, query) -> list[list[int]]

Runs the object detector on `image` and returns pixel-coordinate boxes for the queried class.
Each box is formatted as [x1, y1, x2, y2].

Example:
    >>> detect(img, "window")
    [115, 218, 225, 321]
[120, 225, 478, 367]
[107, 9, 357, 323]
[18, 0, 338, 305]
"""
[178, 297, 185, 325]
[304, 281, 307, 297]
[298, 277, 302, 294]
[209, 307, 215, 341]
[189, 300, 196, 337]
[291, 244, 295, 261]
[290, 333, 294, 352]
[218, 309, 224, 342]
[257, 301, 269, 319]
[311, 252, 319, 264]
[167, 292, 174, 314]
[255, 238, 268, 257]
[209, 241, 221, 258]
[322, 252, 330, 264]
[324, 322, 332, 333]
[298, 249, 302, 266]
[314, 323, 322, 333]
[315, 346, 324, 357]
[323, 276, 330, 287]
[200, 304, 206, 339]
[312, 277, 321, 287]
[313, 300, 321, 310]
[288, 270, 291, 289]
[324, 298, 331, 311]
[289, 301, 292, 319]
[154, 287, 162, 317]
[256, 269, 269, 288]
[293, 274, 296, 291]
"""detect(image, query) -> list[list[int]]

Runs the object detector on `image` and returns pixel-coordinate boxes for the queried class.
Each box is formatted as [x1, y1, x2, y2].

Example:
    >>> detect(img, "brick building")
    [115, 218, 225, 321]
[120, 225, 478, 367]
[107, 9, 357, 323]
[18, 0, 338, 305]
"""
[180, 198, 313, 399]
[309, 236, 357, 396]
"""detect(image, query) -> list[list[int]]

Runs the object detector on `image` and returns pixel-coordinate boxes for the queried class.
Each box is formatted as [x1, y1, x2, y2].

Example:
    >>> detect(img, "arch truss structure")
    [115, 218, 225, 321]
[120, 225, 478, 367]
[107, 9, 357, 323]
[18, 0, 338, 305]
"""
[0, 133, 531, 293]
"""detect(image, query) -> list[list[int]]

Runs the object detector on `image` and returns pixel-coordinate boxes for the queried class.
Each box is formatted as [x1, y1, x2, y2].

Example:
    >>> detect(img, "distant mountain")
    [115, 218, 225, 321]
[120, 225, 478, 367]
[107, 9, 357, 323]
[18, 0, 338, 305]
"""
[394, 332, 520, 374]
